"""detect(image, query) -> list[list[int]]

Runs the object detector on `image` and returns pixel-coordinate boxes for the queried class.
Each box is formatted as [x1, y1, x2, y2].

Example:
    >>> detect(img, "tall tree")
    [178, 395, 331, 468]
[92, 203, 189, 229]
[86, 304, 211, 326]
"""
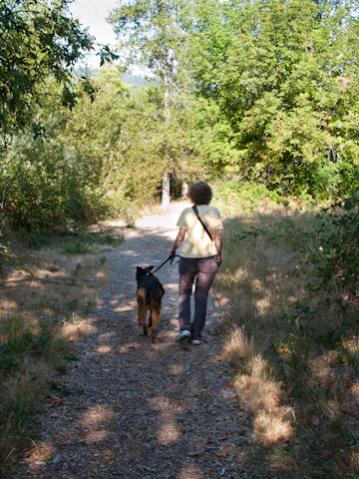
[0, 0, 94, 136]
[186, 0, 359, 196]
[109, 0, 187, 205]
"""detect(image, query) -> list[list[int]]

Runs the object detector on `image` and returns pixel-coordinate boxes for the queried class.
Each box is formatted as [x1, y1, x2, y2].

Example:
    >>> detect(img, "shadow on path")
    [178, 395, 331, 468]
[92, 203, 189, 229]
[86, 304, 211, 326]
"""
[15, 225, 256, 479]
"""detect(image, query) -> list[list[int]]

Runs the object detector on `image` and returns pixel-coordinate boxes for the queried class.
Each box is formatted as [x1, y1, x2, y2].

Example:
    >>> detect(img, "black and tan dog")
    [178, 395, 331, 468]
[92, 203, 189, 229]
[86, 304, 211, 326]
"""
[136, 266, 165, 343]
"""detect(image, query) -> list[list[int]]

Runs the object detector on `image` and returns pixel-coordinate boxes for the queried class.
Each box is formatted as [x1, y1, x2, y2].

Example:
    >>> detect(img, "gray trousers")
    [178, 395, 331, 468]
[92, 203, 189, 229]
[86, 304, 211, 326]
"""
[178, 256, 218, 340]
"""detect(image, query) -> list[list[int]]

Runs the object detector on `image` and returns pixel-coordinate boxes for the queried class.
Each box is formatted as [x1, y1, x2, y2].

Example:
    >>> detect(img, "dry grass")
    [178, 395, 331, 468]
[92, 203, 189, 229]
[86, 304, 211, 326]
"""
[224, 327, 294, 447]
[216, 207, 359, 478]
[0, 226, 123, 477]
[223, 326, 255, 365]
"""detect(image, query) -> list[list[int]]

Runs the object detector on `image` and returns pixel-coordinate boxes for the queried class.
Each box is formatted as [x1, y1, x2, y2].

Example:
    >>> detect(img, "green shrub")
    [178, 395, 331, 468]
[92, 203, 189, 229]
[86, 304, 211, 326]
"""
[0, 319, 63, 371]
[20, 230, 124, 253]
[308, 192, 359, 308]
[0, 133, 107, 232]
[213, 180, 285, 214]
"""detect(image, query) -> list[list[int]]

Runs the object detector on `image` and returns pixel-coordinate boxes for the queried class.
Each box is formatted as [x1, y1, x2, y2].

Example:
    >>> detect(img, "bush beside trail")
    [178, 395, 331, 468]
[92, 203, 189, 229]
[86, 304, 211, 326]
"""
[216, 192, 359, 478]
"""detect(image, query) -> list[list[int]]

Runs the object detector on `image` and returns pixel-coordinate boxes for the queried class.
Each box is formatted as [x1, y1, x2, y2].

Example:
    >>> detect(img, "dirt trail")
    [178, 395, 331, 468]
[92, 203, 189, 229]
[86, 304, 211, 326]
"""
[16, 203, 255, 479]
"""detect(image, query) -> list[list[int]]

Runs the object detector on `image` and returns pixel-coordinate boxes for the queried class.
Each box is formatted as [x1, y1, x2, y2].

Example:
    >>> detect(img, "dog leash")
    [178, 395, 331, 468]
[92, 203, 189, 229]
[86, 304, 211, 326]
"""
[152, 254, 177, 274]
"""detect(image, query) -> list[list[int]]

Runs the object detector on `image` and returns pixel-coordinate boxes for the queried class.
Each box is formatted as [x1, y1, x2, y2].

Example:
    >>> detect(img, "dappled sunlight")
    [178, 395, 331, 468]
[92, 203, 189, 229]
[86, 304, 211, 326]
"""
[164, 281, 179, 291]
[348, 451, 359, 474]
[22, 441, 55, 473]
[214, 296, 230, 308]
[83, 429, 110, 444]
[255, 295, 272, 315]
[309, 353, 336, 389]
[81, 405, 114, 444]
[10, 211, 252, 478]
[0, 242, 109, 326]
[96, 345, 112, 353]
[2, 268, 32, 284]
[0, 298, 17, 310]
[250, 277, 264, 291]
[214, 208, 359, 476]
[149, 396, 184, 445]
[112, 300, 137, 313]
[120, 249, 141, 258]
[350, 384, 359, 405]
[253, 410, 294, 446]
[157, 412, 183, 445]
[342, 337, 359, 355]
[2, 0, 357, 471]
[168, 364, 184, 376]
[160, 322, 180, 339]
[32, 267, 70, 282]
[217, 266, 249, 287]
[89, 220, 127, 232]
[223, 327, 255, 366]
[217, 212, 312, 453]
[95, 271, 106, 279]
[61, 318, 97, 342]
[0, 229, 111, 475]
[117, 342, 143, 353]
[177, 462, 206, 479]
[142, 338, 179, 356]
[232, 354, 295, 446]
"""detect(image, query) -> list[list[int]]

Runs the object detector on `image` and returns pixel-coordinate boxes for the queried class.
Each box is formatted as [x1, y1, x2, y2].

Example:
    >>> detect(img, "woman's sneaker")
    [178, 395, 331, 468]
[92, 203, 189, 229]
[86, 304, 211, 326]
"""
[175, 329, 191, 343]
[192, 339, 203, 345]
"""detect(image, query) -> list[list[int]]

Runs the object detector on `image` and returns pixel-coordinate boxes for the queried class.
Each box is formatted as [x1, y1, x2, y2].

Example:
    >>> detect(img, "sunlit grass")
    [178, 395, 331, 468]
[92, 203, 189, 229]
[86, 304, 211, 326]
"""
[0, 227, 117, 477]
[0, 317, 66, 475]
[20, 230, 124, 254]
[216, 207, 359, 478]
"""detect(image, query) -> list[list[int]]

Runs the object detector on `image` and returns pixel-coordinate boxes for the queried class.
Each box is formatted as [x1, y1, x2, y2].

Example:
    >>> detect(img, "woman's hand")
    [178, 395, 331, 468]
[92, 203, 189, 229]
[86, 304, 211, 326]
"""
[215, 254, 222, 266]
[169, 248, 176, 264]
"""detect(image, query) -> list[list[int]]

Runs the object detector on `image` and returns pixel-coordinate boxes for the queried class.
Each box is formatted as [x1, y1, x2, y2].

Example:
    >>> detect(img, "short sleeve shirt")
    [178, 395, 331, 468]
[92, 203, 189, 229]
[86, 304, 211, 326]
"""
[176, 205, 223, 258]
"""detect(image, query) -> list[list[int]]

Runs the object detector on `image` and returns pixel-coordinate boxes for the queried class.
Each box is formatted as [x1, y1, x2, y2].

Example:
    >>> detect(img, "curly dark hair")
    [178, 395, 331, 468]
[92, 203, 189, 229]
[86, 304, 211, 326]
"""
[188, 181, 212, 205]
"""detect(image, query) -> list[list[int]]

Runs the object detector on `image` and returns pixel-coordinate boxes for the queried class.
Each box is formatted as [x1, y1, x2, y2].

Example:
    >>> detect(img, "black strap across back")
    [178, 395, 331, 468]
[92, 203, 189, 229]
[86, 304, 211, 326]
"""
[192, 205, 213, 242]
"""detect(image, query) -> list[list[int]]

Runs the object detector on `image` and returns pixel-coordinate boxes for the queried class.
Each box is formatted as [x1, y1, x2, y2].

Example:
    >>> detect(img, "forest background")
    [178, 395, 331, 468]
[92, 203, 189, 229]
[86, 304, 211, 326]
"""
[0, 1, 359, 478]
[1, 0, 358, 231]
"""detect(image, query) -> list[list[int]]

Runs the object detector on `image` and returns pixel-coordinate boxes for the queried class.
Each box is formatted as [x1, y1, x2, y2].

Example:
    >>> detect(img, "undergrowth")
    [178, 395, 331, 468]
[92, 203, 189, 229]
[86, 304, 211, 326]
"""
[0, 318, 68, 477]
[17, 229, 124, 254]
[217, 193, 359, 478]
[213, 180, 288, 215]
[0, 225, 123, 477]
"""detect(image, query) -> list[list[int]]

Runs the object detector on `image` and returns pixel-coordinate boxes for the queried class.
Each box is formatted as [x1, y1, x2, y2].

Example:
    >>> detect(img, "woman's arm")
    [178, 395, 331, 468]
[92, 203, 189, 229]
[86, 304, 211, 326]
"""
[215, 229, 223, 265]
[170, 227, 187, 259]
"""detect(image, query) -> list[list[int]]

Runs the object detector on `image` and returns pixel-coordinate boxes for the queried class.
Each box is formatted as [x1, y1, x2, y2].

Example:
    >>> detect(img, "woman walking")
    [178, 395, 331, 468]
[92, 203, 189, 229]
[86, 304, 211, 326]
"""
[169, 181, 223, 345]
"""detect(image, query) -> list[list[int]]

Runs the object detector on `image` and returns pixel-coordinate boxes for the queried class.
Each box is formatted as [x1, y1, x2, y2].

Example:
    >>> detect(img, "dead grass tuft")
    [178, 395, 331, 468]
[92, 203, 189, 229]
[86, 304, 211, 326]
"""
[61, 315, 97, 342]
[223, 327, 255, 367]
[232, 352, 294, 446]
[253, 410, 293, 445]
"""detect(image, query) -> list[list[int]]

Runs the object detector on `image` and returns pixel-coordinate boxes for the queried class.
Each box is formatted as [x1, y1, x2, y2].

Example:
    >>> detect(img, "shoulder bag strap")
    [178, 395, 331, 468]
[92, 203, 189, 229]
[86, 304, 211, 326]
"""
[192, 205, 213, 241]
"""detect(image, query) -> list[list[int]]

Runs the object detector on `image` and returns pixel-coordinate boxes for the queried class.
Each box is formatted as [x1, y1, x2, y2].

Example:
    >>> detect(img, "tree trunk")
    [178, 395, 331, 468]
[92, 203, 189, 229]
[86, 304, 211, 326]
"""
[162, 70, 171, 207]
[181, 180, 189, 198]
[161, 172, 170, 208]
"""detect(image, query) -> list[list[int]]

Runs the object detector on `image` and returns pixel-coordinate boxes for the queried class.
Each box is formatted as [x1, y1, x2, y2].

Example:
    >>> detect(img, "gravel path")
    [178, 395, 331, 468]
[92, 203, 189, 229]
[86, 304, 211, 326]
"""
[16, 204, 254, 479]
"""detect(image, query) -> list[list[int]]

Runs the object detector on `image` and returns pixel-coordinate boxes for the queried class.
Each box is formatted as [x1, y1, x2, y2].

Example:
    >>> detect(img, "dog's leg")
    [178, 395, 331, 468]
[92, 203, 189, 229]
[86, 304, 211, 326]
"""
[149, 306, 160, 344]
[137, 295, 148, 337]
[148, 312, 153, 342]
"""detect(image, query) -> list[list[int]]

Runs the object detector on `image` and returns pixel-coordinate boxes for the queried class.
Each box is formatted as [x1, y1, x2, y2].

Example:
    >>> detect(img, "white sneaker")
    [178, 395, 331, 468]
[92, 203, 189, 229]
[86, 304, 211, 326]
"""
[175, 330, 191, 343]
[192, 339, 203, 345]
